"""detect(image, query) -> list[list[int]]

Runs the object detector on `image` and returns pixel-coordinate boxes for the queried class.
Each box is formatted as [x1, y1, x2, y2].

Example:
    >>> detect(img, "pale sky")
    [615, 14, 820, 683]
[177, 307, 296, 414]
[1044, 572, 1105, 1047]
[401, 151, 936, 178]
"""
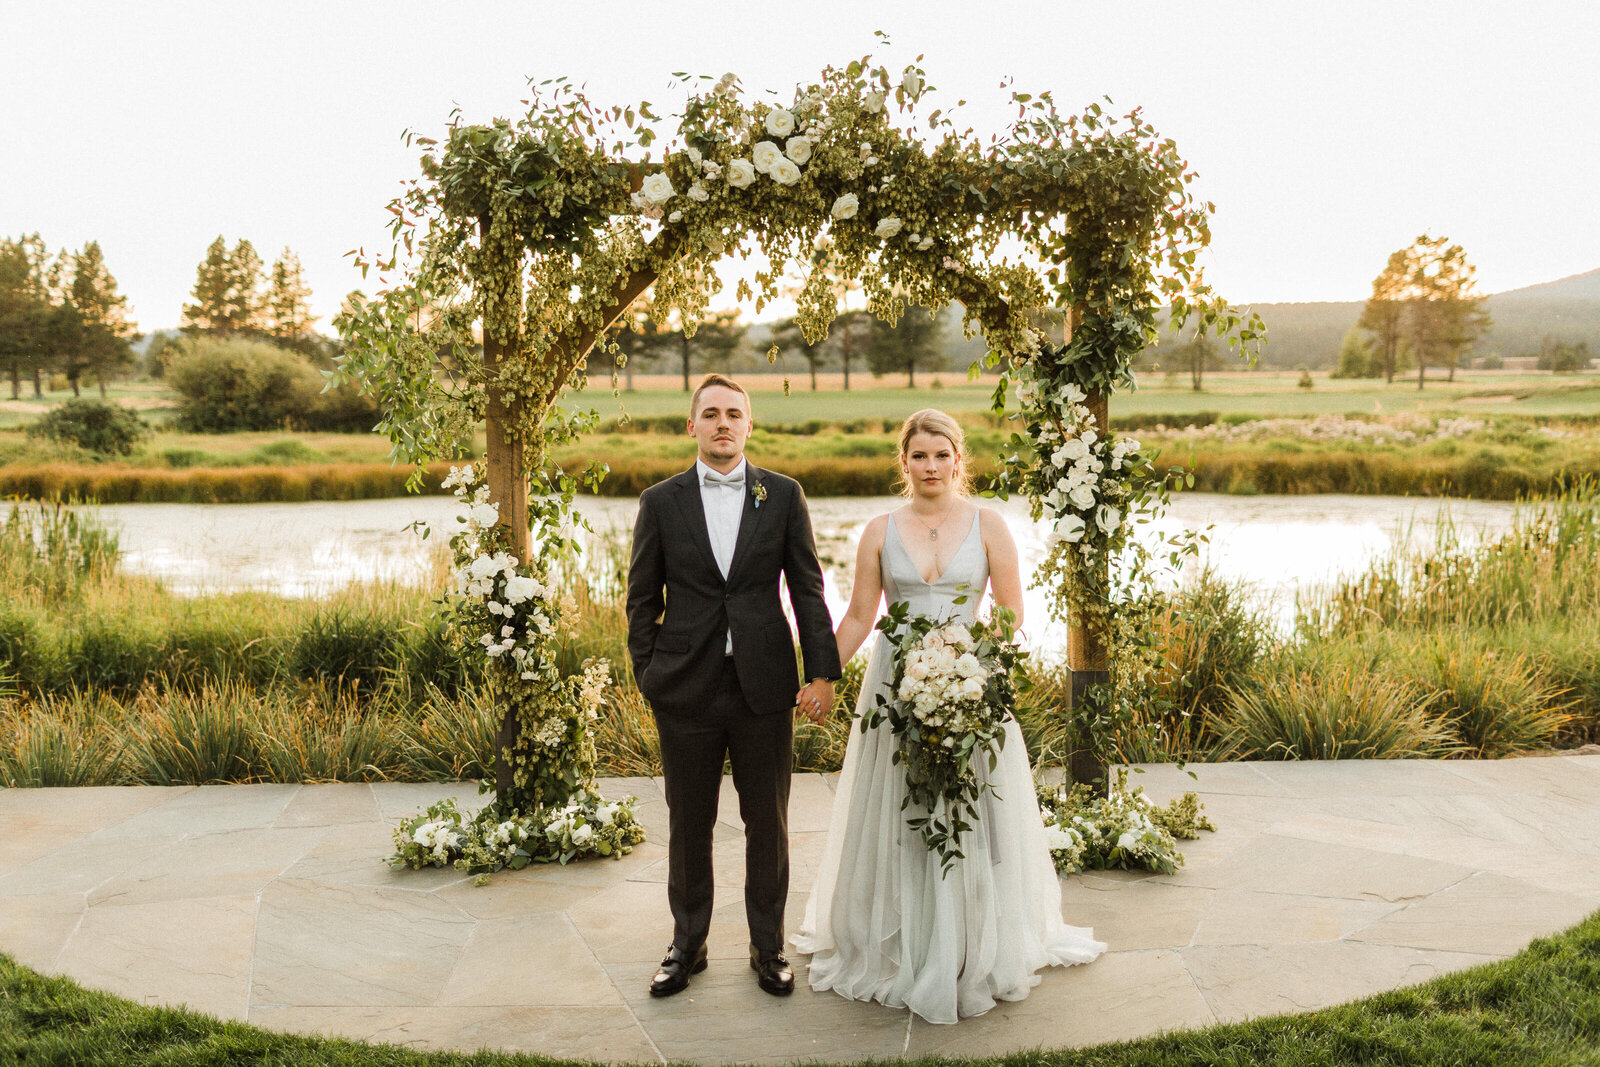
[5, 0, 1597, 333]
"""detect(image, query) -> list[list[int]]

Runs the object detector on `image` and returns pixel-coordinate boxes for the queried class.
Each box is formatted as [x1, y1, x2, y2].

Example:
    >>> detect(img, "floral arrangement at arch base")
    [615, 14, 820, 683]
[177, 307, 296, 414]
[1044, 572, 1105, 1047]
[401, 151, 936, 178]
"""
[1038, 768, 1215, 876]
[387, 464, 644, 876]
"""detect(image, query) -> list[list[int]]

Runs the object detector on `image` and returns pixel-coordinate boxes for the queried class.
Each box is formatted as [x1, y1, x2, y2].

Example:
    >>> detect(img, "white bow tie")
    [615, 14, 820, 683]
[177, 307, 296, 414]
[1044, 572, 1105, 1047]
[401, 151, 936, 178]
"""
[703, 469, 744, 489]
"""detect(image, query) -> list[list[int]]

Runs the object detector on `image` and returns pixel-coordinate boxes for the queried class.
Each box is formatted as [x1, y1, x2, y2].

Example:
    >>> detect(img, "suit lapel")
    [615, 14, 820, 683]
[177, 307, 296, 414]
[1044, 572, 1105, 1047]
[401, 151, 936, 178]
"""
[725, 465, 768, 586]
[670, 469, 723, 580]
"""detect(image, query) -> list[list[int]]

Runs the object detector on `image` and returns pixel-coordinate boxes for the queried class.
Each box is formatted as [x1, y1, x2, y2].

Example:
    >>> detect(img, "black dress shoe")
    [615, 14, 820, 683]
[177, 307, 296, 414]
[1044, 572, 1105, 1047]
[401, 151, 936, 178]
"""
[649, 943, 708, 997]
[750, 946, 794, 996]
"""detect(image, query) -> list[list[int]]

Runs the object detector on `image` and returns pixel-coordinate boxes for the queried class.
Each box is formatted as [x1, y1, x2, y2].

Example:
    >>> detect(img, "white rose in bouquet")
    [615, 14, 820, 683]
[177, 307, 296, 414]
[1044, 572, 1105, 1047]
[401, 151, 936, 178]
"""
[768, 157, 802, 185]
[726, 158, 756, 188]
[572, 823, 595, 845]
[784, 135, 812, 164]
[751, 140, 783, 174]
[954, 653, 983, 679]
[764, 108, 796, 137]
[874, 217, 903, 238]
[831, 193, 859, 220]
[1116, 830, 1139, 851]
[640, 172, 675, 205]
[958, 676, 985, 701]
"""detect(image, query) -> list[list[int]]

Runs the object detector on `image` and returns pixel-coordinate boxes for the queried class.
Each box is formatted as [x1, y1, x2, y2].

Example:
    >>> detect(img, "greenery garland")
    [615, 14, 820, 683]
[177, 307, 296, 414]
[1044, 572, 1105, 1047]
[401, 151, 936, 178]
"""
[334, 50, 1261, 821]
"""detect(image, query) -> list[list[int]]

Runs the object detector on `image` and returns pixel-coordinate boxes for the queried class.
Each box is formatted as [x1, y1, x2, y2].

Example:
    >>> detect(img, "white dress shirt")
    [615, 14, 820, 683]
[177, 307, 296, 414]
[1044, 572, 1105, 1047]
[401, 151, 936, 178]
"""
[696, 457, 747, 653]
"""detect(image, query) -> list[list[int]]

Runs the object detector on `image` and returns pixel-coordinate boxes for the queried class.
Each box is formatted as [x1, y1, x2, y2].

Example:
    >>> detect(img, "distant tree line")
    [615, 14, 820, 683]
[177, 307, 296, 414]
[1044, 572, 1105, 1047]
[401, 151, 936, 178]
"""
[0, 234, 137, 400]
[597, 289, 957, 392]
[159, 237, 377, 431]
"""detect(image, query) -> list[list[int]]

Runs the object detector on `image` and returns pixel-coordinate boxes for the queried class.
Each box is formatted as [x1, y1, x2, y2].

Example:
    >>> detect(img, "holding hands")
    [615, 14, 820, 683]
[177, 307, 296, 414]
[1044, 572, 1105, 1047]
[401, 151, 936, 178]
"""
[795, 678, 835, 725]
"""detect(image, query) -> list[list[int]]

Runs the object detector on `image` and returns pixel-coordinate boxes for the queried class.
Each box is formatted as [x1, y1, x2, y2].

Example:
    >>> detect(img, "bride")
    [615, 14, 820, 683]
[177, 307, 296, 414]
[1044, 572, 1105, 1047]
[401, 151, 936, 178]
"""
[793, 408, 1105, 1023]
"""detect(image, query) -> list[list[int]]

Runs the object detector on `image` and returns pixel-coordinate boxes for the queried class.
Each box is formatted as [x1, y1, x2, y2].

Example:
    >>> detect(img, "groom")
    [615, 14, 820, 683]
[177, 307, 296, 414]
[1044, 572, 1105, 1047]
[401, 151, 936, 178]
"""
[626, 373, 839, 998]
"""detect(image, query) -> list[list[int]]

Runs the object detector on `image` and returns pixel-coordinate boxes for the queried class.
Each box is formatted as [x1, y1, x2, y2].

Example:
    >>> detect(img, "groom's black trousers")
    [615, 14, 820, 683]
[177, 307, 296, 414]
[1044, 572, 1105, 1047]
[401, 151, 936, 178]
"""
[655, 656, 793, 955]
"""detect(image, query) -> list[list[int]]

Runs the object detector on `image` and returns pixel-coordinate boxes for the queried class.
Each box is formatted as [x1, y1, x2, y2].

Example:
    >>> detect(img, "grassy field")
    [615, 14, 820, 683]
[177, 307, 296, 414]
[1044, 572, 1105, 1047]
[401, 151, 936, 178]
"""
[7, 370, 1600, 429]
[5, 371, 1600, 503]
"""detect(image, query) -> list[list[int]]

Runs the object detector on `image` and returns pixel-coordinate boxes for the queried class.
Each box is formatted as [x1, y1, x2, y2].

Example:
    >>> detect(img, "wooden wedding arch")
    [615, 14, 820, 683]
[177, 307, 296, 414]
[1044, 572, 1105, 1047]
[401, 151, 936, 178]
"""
[339, 58, 1256, 811]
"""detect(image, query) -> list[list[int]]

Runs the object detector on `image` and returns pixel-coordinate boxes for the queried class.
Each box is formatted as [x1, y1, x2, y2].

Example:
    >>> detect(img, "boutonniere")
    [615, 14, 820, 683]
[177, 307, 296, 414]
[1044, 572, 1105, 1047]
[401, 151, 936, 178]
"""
[752, 482, 767, 508]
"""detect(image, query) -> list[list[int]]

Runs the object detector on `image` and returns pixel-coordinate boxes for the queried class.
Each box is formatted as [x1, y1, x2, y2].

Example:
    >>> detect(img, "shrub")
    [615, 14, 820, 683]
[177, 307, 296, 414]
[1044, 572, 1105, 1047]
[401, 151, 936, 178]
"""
[164, 336, 378, 432]
[1394, 639, 1570, 757]
[26, 399, 149, 456]
[1218, 663, 1457, 760]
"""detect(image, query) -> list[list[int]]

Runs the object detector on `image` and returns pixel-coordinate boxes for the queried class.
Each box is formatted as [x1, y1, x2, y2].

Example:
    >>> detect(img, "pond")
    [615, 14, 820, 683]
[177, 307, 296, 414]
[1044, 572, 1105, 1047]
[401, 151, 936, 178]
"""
[83, 493, 1521, 644]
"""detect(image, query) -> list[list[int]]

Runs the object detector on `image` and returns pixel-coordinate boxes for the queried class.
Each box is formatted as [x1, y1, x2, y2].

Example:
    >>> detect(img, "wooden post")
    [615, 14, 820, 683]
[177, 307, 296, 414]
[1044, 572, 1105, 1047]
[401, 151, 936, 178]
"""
[1063, 305, 1110, 792]
[478, 216, 531, 801]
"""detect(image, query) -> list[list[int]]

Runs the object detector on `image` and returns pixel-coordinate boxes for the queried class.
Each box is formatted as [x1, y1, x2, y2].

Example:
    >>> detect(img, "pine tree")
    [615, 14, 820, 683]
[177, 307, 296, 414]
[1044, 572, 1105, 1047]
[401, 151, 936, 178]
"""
[59, 241, 138, 397]
[866, 304, 946, 387]
[1331, 326, 1376, 379]
[263, 247, 316, 341]
[181, 237, 264, 336]
[0, 235, 66, 398]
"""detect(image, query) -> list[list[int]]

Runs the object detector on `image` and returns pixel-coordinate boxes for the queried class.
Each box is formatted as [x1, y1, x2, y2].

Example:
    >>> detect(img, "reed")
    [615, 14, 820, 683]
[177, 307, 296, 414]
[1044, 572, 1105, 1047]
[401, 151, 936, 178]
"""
[0, 695, 118, 787]
[397, 685, 498, 782]
[1303, 483, 1600, 636]
[122, 684, 265, 785]
[1216, 662, 1459, 761]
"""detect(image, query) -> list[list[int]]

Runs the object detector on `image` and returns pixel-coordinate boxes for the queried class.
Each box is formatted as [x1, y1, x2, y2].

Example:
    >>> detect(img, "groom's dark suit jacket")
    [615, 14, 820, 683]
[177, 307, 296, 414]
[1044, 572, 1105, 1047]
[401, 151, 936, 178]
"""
[626, 464, 840, 715]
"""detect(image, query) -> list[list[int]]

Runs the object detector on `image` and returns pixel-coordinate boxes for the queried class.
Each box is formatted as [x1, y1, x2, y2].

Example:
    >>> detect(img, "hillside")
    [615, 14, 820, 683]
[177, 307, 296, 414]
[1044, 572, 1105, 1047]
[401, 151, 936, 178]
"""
[1215, 270, 1600, 368]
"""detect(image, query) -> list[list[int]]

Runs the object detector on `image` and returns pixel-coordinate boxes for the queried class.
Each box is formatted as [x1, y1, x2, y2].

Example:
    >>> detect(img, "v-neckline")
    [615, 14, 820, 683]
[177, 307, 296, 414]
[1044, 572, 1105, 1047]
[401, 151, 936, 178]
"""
[891, 508, 979, 586]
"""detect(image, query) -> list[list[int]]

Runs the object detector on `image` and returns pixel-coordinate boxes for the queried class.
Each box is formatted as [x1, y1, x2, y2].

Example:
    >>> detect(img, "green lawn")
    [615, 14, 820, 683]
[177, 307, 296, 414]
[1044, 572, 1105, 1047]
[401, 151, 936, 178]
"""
[4, 909, 1600, 1063]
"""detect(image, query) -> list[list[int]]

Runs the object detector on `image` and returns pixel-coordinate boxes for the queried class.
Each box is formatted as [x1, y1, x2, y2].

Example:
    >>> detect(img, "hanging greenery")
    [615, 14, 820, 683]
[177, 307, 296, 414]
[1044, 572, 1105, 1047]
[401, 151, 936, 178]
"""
[334, 48, 1261, 820]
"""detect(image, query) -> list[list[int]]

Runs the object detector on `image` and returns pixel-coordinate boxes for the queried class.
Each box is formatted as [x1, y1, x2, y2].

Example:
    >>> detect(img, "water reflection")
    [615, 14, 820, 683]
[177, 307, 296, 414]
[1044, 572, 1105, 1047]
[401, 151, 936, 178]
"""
[87, 493, 1519, 650]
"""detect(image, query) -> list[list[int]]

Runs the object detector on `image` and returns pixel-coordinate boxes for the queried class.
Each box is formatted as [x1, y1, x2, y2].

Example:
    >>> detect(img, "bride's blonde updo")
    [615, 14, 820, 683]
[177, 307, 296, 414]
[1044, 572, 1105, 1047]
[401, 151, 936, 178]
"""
[895, 408, 972, 497]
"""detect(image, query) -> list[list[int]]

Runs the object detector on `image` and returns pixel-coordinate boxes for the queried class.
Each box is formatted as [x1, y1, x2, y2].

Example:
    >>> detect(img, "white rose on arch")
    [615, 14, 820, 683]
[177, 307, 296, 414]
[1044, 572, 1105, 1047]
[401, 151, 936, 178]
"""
[874, 217, 903, 238]
[768, 157, 802, 186]
[830, 193, 859, 220]
[640, 173, 675, 205]
[764, 108, 796, 137]
[1068, 483, 1097, 510]
[784, 135, 812, 164]
[726, 159, 756, 189]
[751, 140, 783, 174]
[1058, 513, 1088, 543]
[1096, 504, 1122, 535]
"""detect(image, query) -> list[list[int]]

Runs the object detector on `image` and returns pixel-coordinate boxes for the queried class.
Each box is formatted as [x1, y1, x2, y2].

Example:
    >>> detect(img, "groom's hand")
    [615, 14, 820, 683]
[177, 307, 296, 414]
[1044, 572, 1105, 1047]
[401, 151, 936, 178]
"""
[795, 679, 835, 725]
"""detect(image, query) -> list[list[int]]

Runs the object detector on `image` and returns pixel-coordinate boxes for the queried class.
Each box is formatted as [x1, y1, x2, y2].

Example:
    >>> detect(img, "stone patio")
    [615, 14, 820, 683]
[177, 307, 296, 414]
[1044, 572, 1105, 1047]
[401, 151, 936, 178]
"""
[3, 757, 1598, 1064]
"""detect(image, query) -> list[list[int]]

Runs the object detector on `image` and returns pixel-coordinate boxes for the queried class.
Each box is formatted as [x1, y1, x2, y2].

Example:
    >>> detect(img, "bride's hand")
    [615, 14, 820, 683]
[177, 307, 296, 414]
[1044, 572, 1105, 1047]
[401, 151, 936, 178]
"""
[795, 678, 835, 725]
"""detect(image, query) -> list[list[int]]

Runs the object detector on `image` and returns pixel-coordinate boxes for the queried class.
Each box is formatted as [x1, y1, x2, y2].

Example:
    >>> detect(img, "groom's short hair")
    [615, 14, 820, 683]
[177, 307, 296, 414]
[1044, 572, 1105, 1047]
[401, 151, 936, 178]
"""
[690, 373, 751, 418]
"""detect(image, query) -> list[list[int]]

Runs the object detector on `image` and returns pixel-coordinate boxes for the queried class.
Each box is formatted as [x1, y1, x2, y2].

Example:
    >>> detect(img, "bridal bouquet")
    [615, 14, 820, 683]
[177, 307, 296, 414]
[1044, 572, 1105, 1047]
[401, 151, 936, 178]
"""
[860, 599, 1029, 872]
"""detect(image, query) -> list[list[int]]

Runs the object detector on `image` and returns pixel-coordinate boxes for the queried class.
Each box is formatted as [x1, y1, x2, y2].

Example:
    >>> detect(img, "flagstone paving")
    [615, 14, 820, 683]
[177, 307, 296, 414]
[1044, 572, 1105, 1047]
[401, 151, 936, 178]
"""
[3, 757, 1598, 1064]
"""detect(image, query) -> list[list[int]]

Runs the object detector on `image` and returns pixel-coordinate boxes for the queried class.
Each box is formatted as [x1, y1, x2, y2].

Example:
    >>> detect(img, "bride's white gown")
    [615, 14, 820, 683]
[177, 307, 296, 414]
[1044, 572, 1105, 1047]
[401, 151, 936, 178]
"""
[794, 513, 1106, 1024]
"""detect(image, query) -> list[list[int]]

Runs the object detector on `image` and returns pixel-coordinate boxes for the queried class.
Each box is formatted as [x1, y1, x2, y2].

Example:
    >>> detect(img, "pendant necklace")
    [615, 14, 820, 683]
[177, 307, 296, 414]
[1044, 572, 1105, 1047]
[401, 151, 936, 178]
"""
[909, 500, 958, 541]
